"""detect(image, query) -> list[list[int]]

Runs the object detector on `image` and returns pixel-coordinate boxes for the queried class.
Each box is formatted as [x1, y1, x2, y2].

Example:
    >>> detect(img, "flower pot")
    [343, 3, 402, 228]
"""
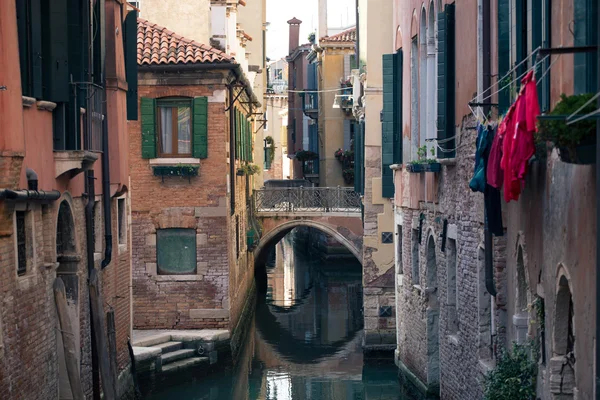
[236, 169, 245, 176]
[558, 143, 596, 165]
[407, 163, 424, 173]
[424, 163, 441, 173]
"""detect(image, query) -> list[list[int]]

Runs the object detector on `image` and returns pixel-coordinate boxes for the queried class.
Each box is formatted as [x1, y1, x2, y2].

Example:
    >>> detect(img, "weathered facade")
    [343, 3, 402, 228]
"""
[316, 28, 357, 188]
[263, 94, 289, 181]
[286, 18, 311, 180]
[130, 20, 260, 357]
[390, 0, 598, 399]
[0, 0, 135, 398]
[354, 0, 397, 352]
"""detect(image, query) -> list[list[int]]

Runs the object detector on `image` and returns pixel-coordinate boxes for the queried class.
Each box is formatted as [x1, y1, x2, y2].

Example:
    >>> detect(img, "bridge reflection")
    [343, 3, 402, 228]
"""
[256, 234, 363, 364]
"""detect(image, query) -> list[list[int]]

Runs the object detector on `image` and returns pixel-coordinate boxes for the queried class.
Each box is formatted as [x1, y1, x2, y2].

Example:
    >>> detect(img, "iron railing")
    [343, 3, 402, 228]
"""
[254, 187, 361, 213]
[84, 83, 104, 152]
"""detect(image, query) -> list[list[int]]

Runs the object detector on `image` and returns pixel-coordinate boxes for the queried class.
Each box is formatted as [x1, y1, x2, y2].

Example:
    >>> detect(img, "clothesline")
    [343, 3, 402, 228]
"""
[468, 46, 541, 105]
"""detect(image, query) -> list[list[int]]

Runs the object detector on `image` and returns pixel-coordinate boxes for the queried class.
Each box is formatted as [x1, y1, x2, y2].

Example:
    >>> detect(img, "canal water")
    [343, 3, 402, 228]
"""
[143, 230, 412, 400]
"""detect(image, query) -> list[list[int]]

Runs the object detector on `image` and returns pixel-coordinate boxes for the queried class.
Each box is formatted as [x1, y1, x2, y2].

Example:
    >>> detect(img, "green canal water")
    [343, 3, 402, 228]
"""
[142, 232, 414, 400]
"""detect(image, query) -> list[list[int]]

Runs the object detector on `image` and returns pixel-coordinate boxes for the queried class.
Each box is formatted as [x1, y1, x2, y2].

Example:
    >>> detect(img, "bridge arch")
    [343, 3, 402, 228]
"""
[254, 218, 363, 264]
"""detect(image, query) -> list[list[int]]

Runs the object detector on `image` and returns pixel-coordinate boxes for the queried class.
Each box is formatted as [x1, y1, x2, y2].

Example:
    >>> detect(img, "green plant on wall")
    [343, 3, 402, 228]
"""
[484, 343, 537, 400]
[265, 136, 276, 164]
[537, 93, 597, 163]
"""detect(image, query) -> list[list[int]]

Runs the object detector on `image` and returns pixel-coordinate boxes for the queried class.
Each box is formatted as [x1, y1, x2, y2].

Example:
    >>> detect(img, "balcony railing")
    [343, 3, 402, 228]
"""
[254, 187, 362, 213]
[83, 83, 104, 152]
[300, 91, 318, 119]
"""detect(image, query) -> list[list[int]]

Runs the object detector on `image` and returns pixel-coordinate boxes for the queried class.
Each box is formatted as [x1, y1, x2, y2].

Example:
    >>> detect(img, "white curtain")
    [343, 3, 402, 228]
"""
[178, 107, 191, 154]
[160, 107, 172, 154]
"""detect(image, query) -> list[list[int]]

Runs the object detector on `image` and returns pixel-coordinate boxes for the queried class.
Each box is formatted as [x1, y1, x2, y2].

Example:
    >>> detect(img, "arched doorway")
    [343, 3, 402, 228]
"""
[55, 200, 80, 400]
[550, 274, 575, 398]
[426, 235, 440, 388]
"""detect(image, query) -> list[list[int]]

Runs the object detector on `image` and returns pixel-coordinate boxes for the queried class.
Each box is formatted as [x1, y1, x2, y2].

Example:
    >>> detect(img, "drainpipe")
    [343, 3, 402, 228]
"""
[595, 3, 600, 396]
[85, 171, 95, 276]
[229, 84, 237, 215]
[100, 4, 112, 270]
[0, 189, 61, 202]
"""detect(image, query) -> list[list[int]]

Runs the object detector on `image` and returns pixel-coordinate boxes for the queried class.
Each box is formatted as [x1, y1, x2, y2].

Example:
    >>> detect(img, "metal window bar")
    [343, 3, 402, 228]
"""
[72, 82, 105, 152]
[254, 187, 361, 213]
[16, 211, 26, 275]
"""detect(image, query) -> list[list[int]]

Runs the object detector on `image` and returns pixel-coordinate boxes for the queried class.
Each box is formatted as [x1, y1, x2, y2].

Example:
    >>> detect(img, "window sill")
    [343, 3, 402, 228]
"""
[439, 158, 456, 166]
[413, 284, 422, 293]
[118, 243, 127, 254]
[152, 274, 204, 282]
[149, 158, 201, 165]
[478, 358, 495, 374]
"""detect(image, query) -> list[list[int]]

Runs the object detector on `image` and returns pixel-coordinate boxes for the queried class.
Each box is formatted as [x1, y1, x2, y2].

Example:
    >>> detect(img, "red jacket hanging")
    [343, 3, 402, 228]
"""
[501, 71, 540, 202]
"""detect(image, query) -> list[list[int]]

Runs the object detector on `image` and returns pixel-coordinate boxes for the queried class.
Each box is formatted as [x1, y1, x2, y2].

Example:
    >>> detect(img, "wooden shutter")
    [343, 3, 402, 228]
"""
[192, 97, 208, 159]
[394, 50, 403, 165]
[354, 121, 364, 194]
[140, 97, 156, 159]
[497, 0, 510, 113]
[43, 0, 70, 102]
[381, 53, 396, 198]
[123, 11, 139, 120]
[30, 0, 42, 98]
[437, 4, 456, 159]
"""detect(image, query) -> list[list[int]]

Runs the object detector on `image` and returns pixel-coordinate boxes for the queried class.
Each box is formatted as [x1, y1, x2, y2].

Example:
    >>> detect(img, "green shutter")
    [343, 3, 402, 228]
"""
[354, 121, 364, 194]
[43, 0, 70, 102]
[140, 97, 156, 159]
[123, 11, 138, 120]
[30, 0, 43, 99]
[394, 50, 403, 165]
[437, 4, 456, 159]
[192, 97, 208, 159]
[574, 0, 597, 94]
[497, 0, 510, 113]
[248, 120, 253, 162]
[382, 53, 396, 198]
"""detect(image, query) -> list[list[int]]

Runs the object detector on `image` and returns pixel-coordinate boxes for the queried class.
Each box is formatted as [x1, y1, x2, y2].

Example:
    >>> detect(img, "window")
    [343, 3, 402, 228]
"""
[410, 37, 419, 161]
[411, 229, 420, 285]
[396, 225, 403, 274]
[573, 0, 598, 94]
[235, 216, 240, 258]
[437, 3, 456, 158]
[158, 100, 192, 156]
[140, 97, 207, 159]
[16, 211, 27, 276]
[156, 229, 196, 275]
[117, 198, 126, 245]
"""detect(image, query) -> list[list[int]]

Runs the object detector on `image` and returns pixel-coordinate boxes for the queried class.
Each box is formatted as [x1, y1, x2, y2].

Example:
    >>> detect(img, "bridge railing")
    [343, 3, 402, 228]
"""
[254, 187, 362, 213]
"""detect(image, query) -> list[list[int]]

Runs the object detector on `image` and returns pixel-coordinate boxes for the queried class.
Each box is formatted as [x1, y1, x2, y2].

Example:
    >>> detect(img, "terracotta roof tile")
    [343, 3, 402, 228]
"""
[137, 18, 233, 66]
[320, 27, 356, 43]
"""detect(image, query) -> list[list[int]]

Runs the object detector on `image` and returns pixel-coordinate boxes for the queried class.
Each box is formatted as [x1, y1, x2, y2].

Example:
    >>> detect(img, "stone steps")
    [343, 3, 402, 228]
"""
[161, 348, 197, 365]
[161, 357, 209, 373]
[153, 341, 183, 353]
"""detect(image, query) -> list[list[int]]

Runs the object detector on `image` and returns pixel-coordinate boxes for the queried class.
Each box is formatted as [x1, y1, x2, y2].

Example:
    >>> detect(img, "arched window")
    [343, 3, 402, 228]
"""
[513, 246, 529, 343]
[426, 2, 436, 156]
[551, 274, 575, 397]
[419, 9, 428, 156]
[56, 201, 76, 255]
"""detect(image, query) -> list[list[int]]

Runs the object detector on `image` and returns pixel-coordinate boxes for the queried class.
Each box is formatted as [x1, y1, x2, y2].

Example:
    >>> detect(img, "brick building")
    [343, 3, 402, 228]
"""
[0, 0, 135, 398]
[130, 19, 260, 357]
[388, 0, 598, 399]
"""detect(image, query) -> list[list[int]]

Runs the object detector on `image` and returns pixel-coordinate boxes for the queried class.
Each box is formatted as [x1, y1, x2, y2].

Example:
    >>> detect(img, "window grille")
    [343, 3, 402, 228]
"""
[16, 211, 26, 275]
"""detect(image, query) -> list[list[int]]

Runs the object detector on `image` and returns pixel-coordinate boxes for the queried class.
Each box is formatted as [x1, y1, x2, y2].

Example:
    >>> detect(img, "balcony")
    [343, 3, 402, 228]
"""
[299, 91, 318, 119]
[54, 83, 104, 179]
[333, 86, 353, 115]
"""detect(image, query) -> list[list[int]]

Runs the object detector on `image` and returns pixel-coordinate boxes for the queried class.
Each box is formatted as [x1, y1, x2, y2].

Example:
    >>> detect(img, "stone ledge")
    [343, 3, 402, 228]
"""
[395, 352, 431, 396]
[447, 334, 459, 346]
[22, 96, 36, 108]
[439, 157, 457, 166]
[153, 275, 204, 282]
[149, 158, 201, 165]
[189, 308, 230, 319]
[37, 100, 57, 112]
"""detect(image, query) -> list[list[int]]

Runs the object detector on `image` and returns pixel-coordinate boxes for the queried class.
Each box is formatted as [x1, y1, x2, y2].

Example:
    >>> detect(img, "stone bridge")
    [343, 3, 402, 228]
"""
[252, 187, 363, 264]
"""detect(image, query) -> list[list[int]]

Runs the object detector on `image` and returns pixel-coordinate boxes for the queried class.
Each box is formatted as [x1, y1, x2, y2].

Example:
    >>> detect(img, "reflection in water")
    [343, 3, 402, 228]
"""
[143, 231, 412, 400]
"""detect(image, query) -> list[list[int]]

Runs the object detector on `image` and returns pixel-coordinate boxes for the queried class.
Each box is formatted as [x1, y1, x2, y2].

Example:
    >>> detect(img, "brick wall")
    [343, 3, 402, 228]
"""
[131, 75, 255, 335]
[395, 116, 507, 399]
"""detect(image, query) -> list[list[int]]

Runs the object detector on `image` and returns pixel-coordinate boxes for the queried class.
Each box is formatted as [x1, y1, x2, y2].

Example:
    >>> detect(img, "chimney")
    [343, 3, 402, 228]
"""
[287, 17, 302, 54]
[318, 0, 327, 41]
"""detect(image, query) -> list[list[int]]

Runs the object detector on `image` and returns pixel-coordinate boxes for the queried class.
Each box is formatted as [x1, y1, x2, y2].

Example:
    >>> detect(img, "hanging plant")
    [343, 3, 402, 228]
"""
[537, 93, 597, 164]
[295, 149, 318, 162]
[334, 148, 344, 160]
[237, 164, 261, 176]
[265, 136, 276, 164]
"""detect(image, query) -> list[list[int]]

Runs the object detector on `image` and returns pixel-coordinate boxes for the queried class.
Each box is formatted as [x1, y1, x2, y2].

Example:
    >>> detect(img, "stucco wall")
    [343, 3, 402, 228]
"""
[141, 0, 211, 45]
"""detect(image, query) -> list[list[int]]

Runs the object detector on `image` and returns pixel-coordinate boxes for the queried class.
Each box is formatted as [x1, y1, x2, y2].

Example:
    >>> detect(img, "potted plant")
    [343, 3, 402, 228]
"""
[237, 164, 261, 176]
[308, 32, 316, 44]
[343, 168, 355, 184]
[334, 148, 344, 161]
[423, 147, 441, 172]
[153, 164, 199, 178]
[407, 145, 427, 173]
[537, 93, 597, 164]
[265, 136, 276, 165]
[295, 149, 319, 162]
